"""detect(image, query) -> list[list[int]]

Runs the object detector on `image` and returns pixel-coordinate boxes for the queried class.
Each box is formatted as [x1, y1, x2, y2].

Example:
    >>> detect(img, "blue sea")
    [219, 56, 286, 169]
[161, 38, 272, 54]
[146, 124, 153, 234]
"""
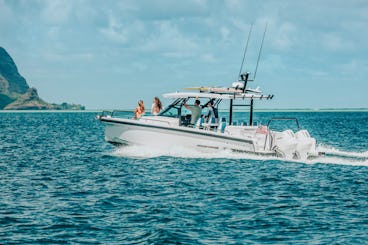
[1, 111, 367, 244]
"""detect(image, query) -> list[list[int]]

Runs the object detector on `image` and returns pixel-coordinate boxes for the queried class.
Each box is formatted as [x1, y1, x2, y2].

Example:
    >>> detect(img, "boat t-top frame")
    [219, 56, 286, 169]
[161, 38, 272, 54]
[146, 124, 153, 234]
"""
[161, 24, 272, 127]
[162, 73, 273, 126]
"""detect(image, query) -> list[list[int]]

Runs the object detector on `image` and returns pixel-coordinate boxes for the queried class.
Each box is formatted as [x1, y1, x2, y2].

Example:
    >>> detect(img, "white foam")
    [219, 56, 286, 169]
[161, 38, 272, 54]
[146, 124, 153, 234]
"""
[111, 145, 237, 159]
[317, 144, 368, 159]
[109, 144, 368, 167]
[305, 156, 368, 167]
[110, 144, 274, 160]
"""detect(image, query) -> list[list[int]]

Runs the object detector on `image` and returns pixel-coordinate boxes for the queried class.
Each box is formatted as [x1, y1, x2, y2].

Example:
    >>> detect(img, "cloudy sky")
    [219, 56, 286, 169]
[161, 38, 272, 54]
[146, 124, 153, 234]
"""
[1, 0, 367, 109]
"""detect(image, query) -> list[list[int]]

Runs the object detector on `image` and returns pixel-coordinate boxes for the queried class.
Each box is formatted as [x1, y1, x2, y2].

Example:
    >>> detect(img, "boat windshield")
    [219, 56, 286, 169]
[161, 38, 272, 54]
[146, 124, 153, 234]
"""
[159, 97, 219, 120]
[159, 98, 183, 118]
[160, 105, 180, 118]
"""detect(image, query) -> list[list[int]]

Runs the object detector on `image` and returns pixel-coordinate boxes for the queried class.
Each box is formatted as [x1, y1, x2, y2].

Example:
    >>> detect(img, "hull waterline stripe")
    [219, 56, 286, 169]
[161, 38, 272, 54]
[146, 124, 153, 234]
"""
[100, 117, 254, 145]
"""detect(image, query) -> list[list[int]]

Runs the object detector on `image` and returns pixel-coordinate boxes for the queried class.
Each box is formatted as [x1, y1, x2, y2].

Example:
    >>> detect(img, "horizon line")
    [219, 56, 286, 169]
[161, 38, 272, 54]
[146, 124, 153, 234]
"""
[1, 108, 368, 113]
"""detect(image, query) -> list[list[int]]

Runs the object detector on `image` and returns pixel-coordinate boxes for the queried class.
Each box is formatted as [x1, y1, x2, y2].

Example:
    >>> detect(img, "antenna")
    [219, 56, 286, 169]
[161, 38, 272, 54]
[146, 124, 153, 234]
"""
[238, 23, 253, 80]
[253, 23, 268, 80]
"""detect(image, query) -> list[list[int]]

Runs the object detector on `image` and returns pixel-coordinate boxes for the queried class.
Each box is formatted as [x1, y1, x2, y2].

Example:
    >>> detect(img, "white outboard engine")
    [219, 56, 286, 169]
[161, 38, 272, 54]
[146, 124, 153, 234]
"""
[272, 130, 298, 159]
[294, 130, 317, 160]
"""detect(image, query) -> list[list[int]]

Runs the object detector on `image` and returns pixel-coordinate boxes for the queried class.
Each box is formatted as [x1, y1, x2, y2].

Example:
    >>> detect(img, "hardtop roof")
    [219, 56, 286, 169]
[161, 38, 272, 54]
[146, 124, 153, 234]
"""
[163, 91, 273, 100]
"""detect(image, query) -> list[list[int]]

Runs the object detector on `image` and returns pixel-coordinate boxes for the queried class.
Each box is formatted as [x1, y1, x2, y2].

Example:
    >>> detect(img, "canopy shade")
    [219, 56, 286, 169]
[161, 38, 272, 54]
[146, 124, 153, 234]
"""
[163, 92, 273, 100]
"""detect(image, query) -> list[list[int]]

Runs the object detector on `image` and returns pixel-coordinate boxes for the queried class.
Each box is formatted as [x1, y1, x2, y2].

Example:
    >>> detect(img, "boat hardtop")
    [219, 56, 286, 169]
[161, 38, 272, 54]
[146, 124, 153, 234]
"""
[163, 91, 273, 100]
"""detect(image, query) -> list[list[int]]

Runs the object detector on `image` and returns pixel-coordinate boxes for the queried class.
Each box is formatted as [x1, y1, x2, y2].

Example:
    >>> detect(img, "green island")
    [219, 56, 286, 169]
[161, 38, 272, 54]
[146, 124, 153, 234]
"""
[0, 47, 84, 110]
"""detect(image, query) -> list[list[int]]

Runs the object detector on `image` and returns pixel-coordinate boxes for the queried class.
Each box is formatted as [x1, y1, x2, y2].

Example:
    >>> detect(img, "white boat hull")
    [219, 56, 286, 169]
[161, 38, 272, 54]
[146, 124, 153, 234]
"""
[101, 117, 275, 156]
[99, 116, 320, 160]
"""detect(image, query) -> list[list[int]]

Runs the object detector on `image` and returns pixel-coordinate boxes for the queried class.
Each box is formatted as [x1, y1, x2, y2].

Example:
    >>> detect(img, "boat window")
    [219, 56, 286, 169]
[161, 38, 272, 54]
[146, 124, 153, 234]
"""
[159, 105, 180, 118]
[181, 98, 203, 114]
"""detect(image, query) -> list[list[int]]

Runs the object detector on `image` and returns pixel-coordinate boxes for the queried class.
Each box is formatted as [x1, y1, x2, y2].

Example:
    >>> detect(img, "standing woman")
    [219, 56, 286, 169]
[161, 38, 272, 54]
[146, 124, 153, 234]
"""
[134, 100, 145, 119]
[151, 97, 163, 115]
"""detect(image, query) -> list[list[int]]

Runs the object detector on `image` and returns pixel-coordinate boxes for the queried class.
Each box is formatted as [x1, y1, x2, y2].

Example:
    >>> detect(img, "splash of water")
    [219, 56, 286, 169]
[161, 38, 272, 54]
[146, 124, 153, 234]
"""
[109, 144, 368, 167]
[110, 145, 240, 159]
[317, 144, 368, 159]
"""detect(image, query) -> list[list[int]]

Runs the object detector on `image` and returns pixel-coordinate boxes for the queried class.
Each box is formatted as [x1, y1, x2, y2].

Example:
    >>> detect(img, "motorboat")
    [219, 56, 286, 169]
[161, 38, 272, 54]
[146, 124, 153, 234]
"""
[97, 73, 322, 160]
[98, 26, 323, 160]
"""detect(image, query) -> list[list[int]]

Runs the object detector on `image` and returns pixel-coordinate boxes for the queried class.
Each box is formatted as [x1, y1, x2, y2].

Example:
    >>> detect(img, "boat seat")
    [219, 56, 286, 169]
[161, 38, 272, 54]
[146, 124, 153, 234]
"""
[202, 117, 218, 130]
[217, 117, 226, 133]
[194, 117, 204, 128]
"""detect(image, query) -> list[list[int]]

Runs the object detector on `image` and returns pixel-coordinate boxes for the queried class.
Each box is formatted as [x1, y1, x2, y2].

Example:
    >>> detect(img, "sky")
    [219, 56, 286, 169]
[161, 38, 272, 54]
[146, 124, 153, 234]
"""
[0, 0, 367, 109]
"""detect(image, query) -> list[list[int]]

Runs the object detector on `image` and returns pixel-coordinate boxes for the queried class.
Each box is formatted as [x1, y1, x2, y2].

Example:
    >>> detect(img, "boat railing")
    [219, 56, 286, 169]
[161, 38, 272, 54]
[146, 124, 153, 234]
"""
[97, 110, 133, 119]
[263, 118, 300, 151]
[111, 110, 132, 118]
[96, 110, 112, 120]
[100, 110, 112, 117]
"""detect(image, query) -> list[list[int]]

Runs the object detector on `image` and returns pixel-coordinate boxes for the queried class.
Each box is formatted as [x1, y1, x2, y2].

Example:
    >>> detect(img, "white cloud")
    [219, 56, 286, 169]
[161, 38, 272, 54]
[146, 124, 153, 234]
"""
[230, 18, 252, 33]
[200, 53, 216, 63]
[99, 12, 129, 43]
[43, 52, 94, 62]
[47, 26, 61, 39]
[321, 33, 352, 52]
[334, 58, 368, 78]
[41, 0, 72, 25]
[224, 0, 247, 12]
[99, 11, 146, 44]
[220, 26, 230, 41]
[141, 21, 198, 56]
[270, 22, 297, 50]
[0, 0, 13, 23]
[119, 0, 209, 19]
[162, 52, 195, 59]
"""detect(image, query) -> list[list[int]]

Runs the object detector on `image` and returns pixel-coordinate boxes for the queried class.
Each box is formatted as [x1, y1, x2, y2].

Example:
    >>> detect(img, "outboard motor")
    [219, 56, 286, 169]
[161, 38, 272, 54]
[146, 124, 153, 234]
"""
[294, 130, 317, 160]
[272, 130, 298, 159]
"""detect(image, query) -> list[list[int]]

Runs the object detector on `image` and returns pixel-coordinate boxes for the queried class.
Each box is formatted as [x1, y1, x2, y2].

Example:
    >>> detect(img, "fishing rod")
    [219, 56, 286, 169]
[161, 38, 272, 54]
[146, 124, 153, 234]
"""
[253, 23, 268, 81]
[238, 23, 253, 80]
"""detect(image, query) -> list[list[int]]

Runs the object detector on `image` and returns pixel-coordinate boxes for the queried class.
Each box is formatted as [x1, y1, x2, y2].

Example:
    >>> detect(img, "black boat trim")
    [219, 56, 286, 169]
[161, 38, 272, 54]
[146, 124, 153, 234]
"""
[100, 117, 254, 145]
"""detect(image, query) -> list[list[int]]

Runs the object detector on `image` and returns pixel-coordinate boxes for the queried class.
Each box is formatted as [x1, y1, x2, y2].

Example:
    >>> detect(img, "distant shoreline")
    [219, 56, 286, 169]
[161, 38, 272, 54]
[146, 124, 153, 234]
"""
[252, 108, 368, 112]
[1, 108, 368, 113]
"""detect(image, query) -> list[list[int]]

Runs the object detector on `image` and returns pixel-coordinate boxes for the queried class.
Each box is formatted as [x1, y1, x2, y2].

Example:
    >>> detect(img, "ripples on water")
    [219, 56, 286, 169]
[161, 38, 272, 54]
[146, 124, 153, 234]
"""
[0, 111, 367, 244]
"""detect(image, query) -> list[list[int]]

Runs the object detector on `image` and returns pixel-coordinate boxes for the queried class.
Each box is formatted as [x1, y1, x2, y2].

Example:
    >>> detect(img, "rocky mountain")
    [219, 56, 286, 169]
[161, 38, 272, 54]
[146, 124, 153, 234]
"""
[0, 47, 29, 95]
[4, 88, 53, 110]
[0, 47, 84, 110]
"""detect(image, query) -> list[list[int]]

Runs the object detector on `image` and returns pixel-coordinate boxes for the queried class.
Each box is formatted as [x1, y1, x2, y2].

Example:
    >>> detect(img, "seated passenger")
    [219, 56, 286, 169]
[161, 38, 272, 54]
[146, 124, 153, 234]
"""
[184, 99, 202, 125]
[151, 96, 163, 115]
[134, 100, 145, 119]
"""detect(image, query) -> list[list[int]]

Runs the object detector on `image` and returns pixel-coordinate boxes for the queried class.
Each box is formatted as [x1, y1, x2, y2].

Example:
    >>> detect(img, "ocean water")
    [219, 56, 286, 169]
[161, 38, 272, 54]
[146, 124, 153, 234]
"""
[0, 111, 367, 244]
